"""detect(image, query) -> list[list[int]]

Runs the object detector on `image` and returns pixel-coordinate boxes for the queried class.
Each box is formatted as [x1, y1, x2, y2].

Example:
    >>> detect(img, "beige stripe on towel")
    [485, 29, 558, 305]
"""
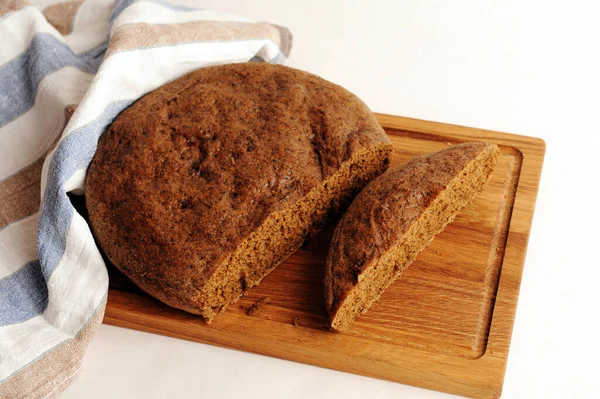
[272, 24, 292, 57]
[0, 157, 43, 229]
[0, 105, 77, 229]
[43, 1, 83, 35]
[0, 296, 107, 399]
[106, 20, 290, 57]
[0, 0, 29, 17]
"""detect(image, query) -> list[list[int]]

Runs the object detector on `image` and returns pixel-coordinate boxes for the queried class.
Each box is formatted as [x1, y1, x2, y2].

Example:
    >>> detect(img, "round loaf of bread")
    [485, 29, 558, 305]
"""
[85, 62, 392, 321]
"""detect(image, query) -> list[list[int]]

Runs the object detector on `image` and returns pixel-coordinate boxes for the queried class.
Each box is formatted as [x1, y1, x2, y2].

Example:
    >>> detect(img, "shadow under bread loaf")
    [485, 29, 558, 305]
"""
[325, 142, 500, 331]
[85, 62, 392, 321]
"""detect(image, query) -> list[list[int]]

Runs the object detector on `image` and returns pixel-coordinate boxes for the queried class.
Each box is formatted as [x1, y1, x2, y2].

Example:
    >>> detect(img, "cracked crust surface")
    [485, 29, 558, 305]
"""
[85, 62, 391, 320]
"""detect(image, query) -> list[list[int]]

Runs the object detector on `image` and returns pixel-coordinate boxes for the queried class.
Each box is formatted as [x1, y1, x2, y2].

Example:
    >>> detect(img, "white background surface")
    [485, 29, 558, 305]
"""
[63, 1, 600, 398]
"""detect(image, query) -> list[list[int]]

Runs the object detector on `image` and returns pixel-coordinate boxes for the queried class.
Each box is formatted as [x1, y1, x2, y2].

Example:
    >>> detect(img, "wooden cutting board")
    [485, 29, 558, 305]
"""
[102, 114, 545, 399]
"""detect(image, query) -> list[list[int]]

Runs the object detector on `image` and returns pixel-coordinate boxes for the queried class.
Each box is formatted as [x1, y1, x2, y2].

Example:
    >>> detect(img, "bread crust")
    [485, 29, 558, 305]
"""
[86, 62, 391, 320]
[325, 142, 500, 330]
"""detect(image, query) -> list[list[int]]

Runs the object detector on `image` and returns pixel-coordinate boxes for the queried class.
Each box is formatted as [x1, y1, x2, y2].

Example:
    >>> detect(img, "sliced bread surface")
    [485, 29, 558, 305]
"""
[325, 142, 500, 331]
[86, 62, 392, 321]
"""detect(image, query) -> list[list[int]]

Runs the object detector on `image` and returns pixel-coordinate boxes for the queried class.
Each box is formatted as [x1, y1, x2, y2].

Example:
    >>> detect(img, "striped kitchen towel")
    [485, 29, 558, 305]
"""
[0, 0, 292, 397]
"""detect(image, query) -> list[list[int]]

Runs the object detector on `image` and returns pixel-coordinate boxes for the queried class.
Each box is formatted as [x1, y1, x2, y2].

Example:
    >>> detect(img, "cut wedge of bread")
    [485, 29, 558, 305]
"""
[325, 142, 500, 331]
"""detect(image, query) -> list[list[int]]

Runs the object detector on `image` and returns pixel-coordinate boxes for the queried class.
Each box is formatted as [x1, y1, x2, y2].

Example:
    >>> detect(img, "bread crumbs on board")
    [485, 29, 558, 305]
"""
[247, 297, 270, 316]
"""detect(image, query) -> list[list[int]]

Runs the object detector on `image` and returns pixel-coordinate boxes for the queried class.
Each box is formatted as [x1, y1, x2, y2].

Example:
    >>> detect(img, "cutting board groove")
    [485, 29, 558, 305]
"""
[101, 114, 545, 399]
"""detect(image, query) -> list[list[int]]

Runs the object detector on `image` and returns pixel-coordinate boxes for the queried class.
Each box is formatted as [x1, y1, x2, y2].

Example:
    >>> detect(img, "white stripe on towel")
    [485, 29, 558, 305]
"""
[0, 67, 94, 181]
[0, 213, 39, 279]
[0, 212, 107, 380]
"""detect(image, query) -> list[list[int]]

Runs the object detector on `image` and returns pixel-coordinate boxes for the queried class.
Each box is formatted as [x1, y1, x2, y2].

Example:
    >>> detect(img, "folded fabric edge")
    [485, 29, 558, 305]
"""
[272, 24, 292, 58]
[0, 293, 107, 396]
[106, 20, 292, 60]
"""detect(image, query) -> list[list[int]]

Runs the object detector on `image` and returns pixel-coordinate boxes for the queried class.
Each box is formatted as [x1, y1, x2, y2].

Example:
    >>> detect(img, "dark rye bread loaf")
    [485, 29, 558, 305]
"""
[86, 62, 392, 321]
[325, 142, 500, 331]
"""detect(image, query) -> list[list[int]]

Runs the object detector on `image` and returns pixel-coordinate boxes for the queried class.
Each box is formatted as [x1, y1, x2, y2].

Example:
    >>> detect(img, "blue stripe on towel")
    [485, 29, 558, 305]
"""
[0, 100, 132, 326]
[0, 260, 47, 326]
[0, 0, 159, 129]
[0, 34, 107, 128]
[0, 0, 202, 129]
[38, 100, 133, 278]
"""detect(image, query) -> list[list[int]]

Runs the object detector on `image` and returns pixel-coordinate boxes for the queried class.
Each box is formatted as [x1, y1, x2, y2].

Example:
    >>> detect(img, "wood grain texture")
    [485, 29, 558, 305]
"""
[101, 114, 545, 399]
